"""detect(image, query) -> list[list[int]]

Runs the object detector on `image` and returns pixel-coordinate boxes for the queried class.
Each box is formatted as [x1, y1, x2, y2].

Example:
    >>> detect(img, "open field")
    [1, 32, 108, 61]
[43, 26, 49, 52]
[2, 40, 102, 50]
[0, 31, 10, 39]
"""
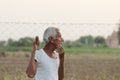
[0, 52, 120, 80]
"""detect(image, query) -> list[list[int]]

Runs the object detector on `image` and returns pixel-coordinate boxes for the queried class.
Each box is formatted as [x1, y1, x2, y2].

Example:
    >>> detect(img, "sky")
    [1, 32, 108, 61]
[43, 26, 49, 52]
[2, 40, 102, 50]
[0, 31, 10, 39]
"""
[0, 0, 120, 41]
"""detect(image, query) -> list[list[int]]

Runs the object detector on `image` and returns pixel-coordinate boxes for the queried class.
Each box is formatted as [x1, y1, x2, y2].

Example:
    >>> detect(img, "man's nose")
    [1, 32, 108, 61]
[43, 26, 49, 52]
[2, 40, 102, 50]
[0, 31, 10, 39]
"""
[61, 38, 64, 42]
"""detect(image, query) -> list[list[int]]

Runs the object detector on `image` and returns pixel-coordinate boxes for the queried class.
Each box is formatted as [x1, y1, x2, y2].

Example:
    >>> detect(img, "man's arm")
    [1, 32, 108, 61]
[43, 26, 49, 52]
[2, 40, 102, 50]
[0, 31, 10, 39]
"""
[26, 36, 40, 78]
[26, 49, 37, 78]
[58, 53, 64, 80]
[56, 44, 65, 80]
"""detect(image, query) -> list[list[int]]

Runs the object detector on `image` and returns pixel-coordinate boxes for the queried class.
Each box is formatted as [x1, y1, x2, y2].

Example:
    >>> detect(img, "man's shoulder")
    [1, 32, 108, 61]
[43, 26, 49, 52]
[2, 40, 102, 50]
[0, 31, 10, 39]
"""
[35, 49, 43, 55]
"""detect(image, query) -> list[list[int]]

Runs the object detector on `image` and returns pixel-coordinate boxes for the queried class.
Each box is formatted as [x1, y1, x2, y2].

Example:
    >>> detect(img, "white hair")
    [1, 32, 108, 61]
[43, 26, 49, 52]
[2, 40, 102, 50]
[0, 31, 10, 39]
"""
[43, 27, 58, 44]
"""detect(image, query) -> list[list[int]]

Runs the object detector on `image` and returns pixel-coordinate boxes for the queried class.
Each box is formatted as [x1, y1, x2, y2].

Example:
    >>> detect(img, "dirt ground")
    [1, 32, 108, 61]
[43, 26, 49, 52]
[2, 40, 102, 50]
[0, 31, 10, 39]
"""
[0, 52, 120, 80]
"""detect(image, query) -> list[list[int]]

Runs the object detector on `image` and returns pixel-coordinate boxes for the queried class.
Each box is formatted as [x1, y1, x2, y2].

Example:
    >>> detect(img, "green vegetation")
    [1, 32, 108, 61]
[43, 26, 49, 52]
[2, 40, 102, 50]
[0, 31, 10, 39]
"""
[0, 35, 107, 49]
[0, 32, 119, 54]
[0, 46, 32, 52]
[0, 46, 120, 54]
[64, 47, 120, 54]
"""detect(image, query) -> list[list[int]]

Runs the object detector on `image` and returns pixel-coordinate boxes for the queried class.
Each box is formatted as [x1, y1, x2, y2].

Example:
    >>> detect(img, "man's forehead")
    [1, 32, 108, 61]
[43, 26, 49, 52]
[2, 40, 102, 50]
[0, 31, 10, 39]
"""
[55, 28, 59, 31]
[57, 30, 61, 34]
[55, 28, 60, 33]
[55, 30, 61, 36]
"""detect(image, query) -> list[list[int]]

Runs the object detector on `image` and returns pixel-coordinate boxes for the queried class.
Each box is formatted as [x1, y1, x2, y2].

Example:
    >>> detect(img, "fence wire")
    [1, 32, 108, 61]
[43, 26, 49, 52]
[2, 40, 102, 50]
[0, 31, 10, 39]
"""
[0, 22, 119, 41]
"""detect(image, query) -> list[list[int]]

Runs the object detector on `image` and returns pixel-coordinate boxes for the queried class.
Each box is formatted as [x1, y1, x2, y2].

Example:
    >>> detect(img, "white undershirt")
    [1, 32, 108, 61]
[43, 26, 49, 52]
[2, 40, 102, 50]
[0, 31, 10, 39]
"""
[34, 49, 60, 80]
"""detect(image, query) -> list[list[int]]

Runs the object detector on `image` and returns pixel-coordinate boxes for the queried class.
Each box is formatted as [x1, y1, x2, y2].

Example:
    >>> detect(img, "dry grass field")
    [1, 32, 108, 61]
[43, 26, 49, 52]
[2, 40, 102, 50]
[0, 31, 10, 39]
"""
[0, 52, 120, 80]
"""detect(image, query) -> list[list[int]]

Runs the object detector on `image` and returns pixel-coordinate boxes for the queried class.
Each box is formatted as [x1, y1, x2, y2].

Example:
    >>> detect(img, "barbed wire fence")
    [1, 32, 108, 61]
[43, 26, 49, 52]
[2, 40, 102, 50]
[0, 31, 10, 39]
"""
[0, 21, 119, 41]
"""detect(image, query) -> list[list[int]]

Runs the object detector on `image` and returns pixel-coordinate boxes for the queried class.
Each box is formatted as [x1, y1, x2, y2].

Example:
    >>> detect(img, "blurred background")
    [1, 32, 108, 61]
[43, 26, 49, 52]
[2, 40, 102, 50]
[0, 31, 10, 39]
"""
[0, 0, 120, 80]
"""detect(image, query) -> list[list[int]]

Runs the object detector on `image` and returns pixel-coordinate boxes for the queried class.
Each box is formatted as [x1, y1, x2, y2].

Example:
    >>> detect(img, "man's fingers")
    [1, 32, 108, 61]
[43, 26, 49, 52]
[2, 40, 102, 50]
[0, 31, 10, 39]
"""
[57, 46, 64, 54]
[35, 36, 40, 46]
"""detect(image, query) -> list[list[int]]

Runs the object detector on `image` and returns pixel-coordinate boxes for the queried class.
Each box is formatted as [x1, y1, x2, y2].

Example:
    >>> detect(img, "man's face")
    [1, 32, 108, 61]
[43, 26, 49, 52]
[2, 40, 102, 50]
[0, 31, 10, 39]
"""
[53, 30, 64, 48]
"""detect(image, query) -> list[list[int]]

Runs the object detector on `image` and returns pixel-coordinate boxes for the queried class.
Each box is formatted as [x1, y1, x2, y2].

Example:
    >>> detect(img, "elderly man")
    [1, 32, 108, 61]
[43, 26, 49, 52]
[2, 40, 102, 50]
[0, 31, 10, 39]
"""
[26, 27, 64, 80]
